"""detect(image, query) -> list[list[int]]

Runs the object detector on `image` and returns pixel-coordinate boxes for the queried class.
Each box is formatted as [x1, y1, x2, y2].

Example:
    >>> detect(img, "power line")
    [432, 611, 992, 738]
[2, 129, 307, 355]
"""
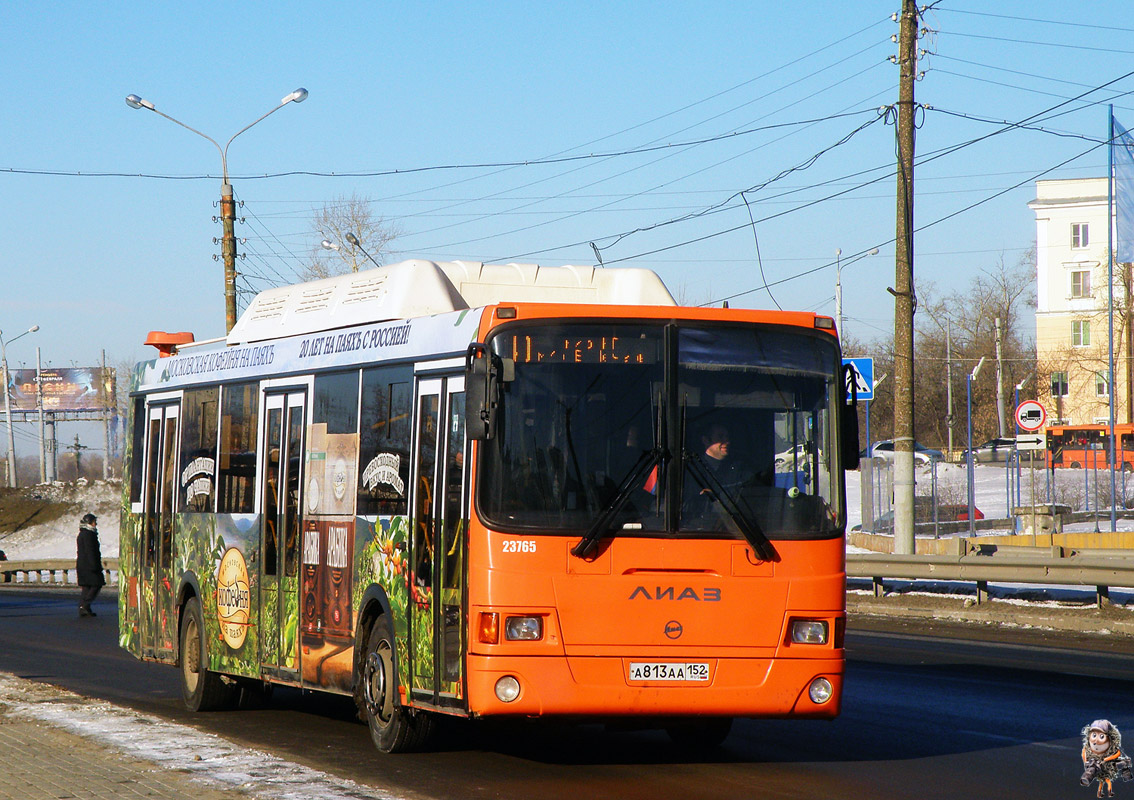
[940, 30, 1134, 56]
[937, 8, 1134, 35]
[926, 107, 1105, 144]
[490, 110, 893, 263]
[932, 69, 1134, 117]
[0, 110, 879, 183]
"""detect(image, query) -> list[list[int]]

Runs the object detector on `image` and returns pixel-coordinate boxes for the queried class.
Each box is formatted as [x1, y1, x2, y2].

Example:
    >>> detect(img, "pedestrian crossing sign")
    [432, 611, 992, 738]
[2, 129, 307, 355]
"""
[843, 357, 874, 401]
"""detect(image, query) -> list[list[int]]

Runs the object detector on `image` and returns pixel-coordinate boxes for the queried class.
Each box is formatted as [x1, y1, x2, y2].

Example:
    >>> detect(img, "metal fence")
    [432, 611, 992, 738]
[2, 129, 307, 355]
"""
[2, 551, 1128, 607]
[847, 546, 1134, 606]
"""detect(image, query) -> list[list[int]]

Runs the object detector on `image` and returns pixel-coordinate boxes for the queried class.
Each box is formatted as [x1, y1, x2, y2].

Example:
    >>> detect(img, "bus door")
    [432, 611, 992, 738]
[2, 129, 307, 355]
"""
[409, 374, 467, 708]
[139, 401, 179, 660]
[259, 389, 306, 680]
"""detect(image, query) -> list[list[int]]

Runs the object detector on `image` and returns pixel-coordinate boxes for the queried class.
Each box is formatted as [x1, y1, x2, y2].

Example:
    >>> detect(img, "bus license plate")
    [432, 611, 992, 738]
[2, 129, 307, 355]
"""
[628, 662, 710, 682]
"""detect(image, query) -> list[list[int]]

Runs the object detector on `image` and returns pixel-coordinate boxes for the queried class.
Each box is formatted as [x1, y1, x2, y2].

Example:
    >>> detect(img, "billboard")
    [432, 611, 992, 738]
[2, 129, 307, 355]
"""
[6, 368, 115, 412]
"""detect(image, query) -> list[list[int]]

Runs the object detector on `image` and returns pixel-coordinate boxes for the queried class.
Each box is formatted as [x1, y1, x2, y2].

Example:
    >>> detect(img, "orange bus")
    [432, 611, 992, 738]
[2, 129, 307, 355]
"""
[1046, 423, 1134, 471]
[119, 259, 858, 752]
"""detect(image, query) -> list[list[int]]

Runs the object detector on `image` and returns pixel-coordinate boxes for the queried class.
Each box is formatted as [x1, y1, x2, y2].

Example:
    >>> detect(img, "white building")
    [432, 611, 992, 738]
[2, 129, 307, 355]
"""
[1029, 177, 1130, 426]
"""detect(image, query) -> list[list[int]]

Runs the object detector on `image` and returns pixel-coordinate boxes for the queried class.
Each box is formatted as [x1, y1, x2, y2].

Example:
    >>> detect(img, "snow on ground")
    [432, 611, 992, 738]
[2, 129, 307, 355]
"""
[0, 480, 121, 560]
[0, 673, 408, 800]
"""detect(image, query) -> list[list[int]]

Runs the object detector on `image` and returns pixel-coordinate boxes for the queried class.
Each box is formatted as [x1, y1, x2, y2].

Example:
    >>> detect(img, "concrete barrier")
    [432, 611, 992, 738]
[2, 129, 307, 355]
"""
[0, 558, 118, 587]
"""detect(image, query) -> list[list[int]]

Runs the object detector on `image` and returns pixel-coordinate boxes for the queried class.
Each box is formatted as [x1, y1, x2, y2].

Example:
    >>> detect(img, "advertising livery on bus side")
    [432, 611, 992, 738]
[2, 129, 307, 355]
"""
[119, 259, 859, 752]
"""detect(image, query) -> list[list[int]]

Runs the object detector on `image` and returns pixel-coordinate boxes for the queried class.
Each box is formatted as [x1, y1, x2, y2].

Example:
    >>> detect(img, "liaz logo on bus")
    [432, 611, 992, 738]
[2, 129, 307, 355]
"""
[216, 548, 251, 649]
[628, 586, 722, 601]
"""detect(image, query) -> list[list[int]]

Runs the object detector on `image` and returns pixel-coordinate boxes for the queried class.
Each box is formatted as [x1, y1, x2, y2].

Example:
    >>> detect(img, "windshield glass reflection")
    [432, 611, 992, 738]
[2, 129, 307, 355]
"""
[478, 322, 841, 540]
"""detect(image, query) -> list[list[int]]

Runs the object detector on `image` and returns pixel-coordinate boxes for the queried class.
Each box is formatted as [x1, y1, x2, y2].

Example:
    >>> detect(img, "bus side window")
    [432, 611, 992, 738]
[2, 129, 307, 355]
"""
[129, 397, 146, 505]
[218, 382, 259, 513]
[359, 366, 413, 517]
[179, 387, 219, 513]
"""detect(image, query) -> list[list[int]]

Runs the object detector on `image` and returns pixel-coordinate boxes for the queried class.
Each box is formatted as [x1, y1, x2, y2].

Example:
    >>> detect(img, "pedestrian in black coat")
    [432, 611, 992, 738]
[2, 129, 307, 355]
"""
[76, 513, 104, 617]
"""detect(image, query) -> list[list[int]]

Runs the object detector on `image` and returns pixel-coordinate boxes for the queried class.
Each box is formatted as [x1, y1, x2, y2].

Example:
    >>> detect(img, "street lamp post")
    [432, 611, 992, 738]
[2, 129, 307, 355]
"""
[126, 88, 308, 332]
[1, 325, 40, 487]
[321, 232, 382, 273]
[967, 356, 987, 536]
[345, 233, 382, 270]
[833, 247, 878, 336]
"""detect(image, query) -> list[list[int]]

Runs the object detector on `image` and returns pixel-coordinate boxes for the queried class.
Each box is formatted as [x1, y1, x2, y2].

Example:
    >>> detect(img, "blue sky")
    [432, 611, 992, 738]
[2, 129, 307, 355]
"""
[4, 0, 1134, 378]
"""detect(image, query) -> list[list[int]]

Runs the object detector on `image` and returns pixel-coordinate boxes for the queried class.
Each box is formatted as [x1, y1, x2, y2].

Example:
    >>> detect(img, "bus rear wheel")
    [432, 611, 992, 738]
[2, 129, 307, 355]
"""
[361, 615, 433, 753]
[179, 596, 237, 712]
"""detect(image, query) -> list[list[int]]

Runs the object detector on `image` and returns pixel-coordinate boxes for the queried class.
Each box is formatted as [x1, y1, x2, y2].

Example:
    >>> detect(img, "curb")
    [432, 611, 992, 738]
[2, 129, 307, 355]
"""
[847, 592, 1134, 638]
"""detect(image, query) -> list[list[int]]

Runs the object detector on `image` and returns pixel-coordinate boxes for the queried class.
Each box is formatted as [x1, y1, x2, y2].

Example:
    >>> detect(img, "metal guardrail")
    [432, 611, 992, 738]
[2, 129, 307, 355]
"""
[0, 558, 119, 586]
[2, 551, 1129, 607]
[847, 547, 1134, 606]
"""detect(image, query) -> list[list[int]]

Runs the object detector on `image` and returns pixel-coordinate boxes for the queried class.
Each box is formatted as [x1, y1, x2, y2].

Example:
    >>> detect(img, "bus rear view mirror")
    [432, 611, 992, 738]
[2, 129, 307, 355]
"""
[465, 344, 512, 440]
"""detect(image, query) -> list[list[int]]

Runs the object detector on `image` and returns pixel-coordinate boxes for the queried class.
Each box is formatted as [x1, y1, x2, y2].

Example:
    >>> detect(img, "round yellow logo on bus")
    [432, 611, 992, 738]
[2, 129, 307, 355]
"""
[216, 547, 251, 650]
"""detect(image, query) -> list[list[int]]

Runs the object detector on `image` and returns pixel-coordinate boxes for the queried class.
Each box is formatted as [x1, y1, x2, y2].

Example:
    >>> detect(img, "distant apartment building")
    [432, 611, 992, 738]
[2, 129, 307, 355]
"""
[1030, 177, 1131, 426]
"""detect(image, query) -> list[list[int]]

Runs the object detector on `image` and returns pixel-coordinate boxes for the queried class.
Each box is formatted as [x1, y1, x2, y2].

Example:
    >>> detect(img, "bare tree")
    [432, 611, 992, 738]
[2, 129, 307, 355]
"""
[301, 193, 399, 281]
[914, 249, 1037, 449]
[850, 249, 1037, 452]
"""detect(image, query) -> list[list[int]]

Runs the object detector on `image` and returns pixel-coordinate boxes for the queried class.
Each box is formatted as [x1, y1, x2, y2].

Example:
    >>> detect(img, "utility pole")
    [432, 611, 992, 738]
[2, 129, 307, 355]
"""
[45, 414, 56, 483]
[946, 322, 954, 457]
[891, 0, 919, 555]
[36, 348, 45, 484]
[995, 317, 1006, 437]
[835, 248, 843, 334]
[221, 184, 239, 332]
[102, 350, 112, 480]
[68, 434, 88, 481]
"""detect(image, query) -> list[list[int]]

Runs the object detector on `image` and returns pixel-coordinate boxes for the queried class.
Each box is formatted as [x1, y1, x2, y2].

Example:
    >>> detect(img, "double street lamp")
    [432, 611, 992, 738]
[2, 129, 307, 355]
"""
[126, 88, 309, 332]
[321, 233, 382, 273]
[1, 325, 39, 488]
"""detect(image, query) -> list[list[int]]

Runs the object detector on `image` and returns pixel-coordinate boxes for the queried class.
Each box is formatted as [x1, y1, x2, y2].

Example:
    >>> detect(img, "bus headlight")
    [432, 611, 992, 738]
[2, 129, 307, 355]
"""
[505, 616, 543, 641]
[495, 676, 521, 702]
[790, 619, 828, 644]
[808, 677, 833, 704]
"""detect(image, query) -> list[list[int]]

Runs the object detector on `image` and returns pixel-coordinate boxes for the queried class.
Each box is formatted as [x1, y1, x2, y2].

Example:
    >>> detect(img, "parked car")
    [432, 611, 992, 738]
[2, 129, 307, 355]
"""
[851, 503, 983, 532]
[964, 437, 1016, 463]
[861, 439, 944, 465]
[774, 443, 814, 468]
[936, 504, 985, 522]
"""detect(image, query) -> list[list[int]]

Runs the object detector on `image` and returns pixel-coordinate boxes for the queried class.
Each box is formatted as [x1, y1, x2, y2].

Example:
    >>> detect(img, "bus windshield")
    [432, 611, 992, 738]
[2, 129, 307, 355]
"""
[478, 321, 843, 540]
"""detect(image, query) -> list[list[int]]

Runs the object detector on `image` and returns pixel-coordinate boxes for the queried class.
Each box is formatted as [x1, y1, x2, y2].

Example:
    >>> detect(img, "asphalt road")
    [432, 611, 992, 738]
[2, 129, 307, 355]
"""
[1, 586, 1131, 800]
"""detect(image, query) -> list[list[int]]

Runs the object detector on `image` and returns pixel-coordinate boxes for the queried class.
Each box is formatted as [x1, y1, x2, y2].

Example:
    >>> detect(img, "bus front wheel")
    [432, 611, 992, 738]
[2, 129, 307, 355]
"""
[179, 596, 237, 712]
[361, 615, 433, 753]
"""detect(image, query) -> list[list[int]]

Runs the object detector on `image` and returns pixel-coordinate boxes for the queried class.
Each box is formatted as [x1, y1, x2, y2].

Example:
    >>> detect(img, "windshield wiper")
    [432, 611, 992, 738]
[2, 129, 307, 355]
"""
[684, 451, 777, 562]
[571, 447, 663, 560]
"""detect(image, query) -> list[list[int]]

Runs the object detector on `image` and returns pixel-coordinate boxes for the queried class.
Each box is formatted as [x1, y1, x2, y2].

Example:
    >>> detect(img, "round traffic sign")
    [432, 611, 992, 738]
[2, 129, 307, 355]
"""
[1014, 400, 1047, 432]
